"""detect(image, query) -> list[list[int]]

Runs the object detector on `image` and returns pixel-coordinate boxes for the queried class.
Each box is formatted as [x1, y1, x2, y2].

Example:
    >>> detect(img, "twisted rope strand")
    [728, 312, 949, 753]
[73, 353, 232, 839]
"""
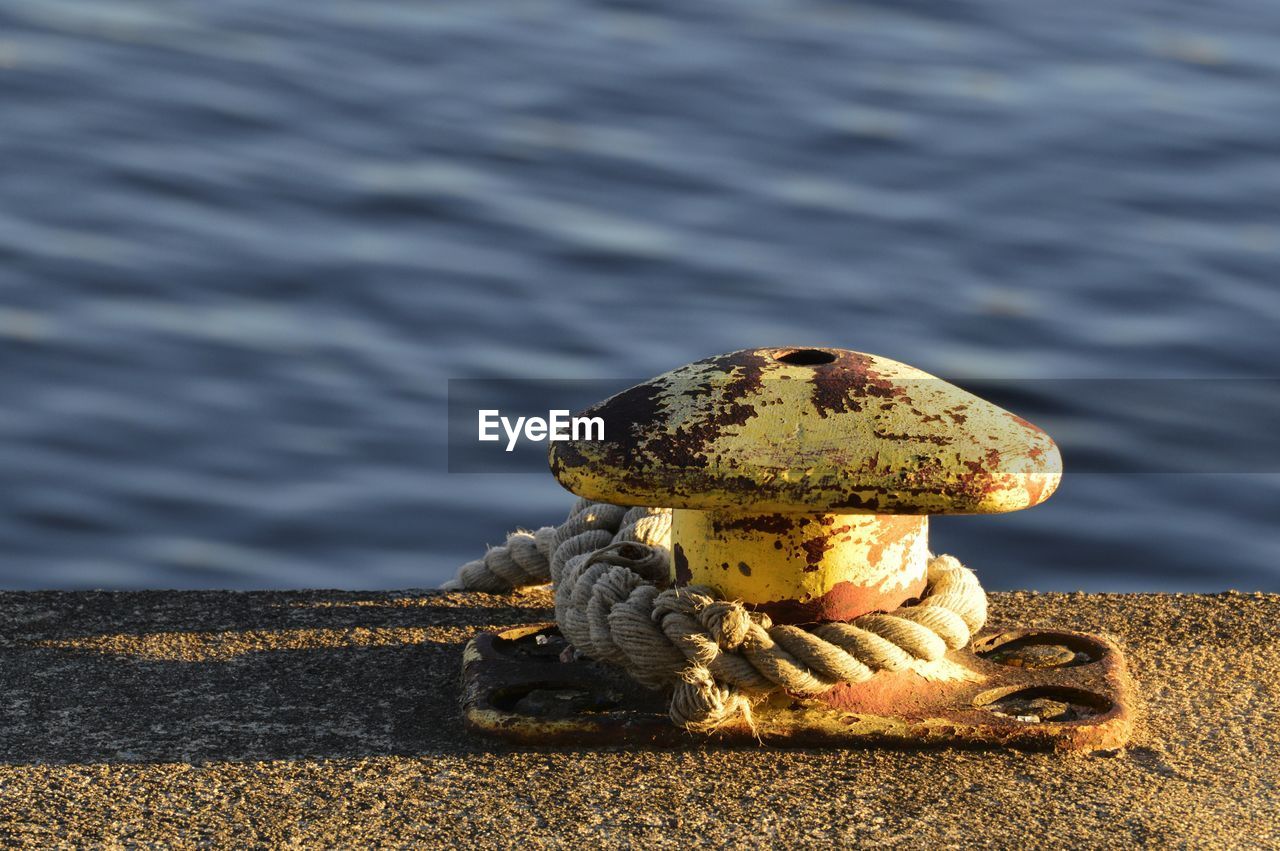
[445, 500, 987, 732]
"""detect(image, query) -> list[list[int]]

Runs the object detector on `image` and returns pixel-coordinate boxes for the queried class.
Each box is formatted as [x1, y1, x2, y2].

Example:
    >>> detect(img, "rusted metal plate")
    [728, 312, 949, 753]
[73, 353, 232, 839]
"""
[461, 625, 1134, 751]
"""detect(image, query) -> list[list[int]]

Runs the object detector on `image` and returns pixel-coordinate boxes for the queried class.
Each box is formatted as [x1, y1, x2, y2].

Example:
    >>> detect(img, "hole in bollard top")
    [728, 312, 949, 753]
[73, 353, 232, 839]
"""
[773, 348, 837, 366]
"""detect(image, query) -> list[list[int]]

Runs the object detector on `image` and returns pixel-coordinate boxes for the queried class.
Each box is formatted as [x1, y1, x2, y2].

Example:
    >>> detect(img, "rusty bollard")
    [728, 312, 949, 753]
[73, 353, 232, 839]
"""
[549, 347, 1060, 624]
[462, 347, 1134, 750]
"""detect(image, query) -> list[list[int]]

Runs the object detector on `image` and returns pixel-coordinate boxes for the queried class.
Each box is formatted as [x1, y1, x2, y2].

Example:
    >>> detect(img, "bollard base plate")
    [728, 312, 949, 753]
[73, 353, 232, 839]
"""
[460, 624, 1134, 751]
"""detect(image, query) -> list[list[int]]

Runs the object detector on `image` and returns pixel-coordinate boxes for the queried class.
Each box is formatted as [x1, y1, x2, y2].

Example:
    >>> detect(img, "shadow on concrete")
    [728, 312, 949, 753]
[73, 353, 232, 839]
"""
[0, 589, 568, 765]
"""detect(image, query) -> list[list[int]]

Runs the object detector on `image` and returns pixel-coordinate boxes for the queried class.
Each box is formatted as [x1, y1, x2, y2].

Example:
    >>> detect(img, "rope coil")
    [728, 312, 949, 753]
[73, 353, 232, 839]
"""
[446, 498, 987, 733]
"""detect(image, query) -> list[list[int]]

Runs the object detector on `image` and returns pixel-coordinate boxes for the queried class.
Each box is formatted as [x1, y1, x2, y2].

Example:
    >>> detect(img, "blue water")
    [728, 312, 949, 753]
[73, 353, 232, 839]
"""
[1, 0, 1277, 591]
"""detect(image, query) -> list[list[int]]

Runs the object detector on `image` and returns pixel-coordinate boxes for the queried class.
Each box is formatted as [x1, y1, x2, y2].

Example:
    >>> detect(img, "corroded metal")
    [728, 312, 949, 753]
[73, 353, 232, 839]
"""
[548, 346, 1061, 621]
[461, 625, 1134, 751]
[500, 346, 1110, 746]
[548, 347, 1062, 516]
[671, 510, 928, 622]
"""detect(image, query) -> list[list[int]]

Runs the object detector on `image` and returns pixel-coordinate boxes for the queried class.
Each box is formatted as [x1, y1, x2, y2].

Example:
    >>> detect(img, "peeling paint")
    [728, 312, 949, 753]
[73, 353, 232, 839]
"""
[547, 347, 1062, 625]
[548, 347, 1061, 515]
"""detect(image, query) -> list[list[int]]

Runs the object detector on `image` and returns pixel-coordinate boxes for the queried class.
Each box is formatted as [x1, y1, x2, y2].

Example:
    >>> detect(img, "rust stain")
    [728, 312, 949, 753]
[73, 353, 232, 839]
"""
[872, 427, 954, 446]
[714, 514, 796, 535]
[464, 625, 1135, 751]
[750, 571, 929, 624]
[800, 535, 831, 570]
[864, 515, 920, 571]
[548, 347, 1061, 515]
[1023, 471, 1049, 507]
[808, 350, 904, 419]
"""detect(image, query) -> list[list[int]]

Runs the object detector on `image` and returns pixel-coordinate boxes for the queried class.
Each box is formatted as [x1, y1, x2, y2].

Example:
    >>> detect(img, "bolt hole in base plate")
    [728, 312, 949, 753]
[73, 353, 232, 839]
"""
[461, 626, 1135, 751]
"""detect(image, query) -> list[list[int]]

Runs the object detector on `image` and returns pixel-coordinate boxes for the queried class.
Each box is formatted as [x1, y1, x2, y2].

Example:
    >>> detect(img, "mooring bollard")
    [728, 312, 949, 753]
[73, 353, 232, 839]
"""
[548, 347, 1060, 624]
[456, 347, 1134, 750]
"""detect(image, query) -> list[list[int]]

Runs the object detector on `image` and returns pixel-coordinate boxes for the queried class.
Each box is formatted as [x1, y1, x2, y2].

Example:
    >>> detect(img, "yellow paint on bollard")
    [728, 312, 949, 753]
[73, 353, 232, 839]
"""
[549, 347, 1061, 622]
[671, 510, 929, 622]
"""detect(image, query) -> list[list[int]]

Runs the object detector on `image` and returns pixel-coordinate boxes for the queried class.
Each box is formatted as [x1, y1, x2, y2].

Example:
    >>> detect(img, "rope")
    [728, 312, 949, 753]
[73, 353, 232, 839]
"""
[445, 499, 987, 733]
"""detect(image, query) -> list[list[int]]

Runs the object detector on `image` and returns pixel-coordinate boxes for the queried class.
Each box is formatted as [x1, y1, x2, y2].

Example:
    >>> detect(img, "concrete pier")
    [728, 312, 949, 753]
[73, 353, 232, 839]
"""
[0, 588, 1276, 847]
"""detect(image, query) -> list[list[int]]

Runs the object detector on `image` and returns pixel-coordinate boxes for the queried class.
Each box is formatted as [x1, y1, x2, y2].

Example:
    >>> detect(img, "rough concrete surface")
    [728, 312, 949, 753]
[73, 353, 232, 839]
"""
[0, 588, 1277, 848]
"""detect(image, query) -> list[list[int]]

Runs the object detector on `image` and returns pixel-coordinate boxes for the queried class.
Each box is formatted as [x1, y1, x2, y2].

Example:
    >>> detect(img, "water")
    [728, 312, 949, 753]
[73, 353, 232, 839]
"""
[1, 0, 1277, 591]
